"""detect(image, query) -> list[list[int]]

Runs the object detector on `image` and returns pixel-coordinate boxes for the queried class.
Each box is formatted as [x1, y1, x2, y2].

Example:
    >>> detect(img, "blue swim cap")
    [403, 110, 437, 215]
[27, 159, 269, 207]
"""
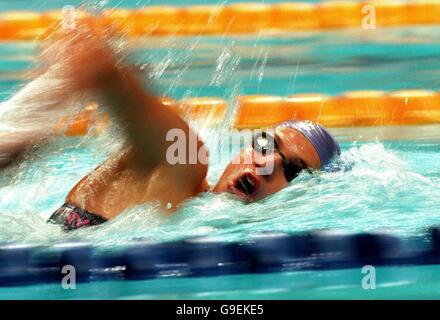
[277, 120, 341, 169]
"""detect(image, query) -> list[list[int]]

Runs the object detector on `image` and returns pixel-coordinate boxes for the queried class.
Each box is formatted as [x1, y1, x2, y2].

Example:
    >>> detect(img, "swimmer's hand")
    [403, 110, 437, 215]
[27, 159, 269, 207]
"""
[0, 27, 114, 170]
[0, 131, 40, 169]
[39, 26, 122, 93]
[40, 27, 155, 141]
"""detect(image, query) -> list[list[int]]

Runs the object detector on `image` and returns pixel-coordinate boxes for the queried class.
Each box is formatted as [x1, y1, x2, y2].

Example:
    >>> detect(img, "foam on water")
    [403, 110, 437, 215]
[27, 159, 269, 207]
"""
[0, 125, 439, 247]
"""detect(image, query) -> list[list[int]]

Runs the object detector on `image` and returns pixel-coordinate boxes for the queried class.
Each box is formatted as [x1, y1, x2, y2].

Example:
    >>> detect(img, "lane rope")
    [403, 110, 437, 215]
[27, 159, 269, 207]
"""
[1, 228, 440, 286]
[1, 1, 440, 39]
[57, 90, 440, 136]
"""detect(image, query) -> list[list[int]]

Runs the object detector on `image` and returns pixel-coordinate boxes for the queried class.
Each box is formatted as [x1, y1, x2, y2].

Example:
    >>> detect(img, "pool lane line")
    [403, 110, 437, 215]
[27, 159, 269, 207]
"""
[1, 228, 440, 287]
[1, 1, 440, 39]
[56, 90, 440, 136]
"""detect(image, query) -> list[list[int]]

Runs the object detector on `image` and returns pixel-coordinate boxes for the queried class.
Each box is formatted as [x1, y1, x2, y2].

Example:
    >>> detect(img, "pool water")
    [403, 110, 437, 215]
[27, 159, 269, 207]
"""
[1, 131, 440, 247]
[1, 26, 440, 246]
[1, 13, 440, 298]
[2, 265, 440, 299]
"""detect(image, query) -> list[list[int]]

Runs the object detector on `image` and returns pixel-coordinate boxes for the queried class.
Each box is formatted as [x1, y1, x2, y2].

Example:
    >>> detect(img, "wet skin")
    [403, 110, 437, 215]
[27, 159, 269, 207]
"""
[66, 125, 322, 219]
[212, 126, 322, 202]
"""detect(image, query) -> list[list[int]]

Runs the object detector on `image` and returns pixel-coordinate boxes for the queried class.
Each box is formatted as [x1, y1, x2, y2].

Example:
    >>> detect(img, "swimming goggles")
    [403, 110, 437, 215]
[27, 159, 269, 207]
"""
[252, 130, 308, 182]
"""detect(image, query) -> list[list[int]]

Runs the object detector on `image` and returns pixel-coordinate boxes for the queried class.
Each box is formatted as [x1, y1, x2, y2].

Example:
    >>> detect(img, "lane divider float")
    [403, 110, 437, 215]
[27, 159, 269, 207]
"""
[1, 1, 440, 40]
[57, 89, 440, 136]
[235, 89, 440, 129]
[2, 228, 440, 286]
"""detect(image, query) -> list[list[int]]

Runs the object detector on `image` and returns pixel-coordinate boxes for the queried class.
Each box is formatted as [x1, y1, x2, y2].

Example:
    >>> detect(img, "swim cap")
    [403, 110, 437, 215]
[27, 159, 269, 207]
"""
[277, 120, 341, 169]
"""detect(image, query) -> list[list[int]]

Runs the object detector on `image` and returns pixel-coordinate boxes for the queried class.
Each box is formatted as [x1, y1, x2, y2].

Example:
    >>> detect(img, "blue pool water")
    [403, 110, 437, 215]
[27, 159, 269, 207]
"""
[1, 3, 440, 298]
[2, 27, 440, 101]
[1, 133, 440, 247]
[3, 265, 440, 299]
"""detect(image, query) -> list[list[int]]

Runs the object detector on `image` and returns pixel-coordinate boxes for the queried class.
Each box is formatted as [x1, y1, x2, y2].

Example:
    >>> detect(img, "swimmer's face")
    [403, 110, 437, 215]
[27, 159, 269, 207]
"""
[212, 126, 321, 202]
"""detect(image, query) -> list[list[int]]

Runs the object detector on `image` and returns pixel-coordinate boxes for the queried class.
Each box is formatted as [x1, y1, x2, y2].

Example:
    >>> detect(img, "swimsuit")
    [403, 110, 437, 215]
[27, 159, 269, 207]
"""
[48, 203, 107, 231]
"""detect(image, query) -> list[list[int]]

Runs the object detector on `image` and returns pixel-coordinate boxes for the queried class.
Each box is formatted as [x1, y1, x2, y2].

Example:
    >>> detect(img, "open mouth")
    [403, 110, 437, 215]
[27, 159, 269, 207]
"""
[228, 171, 260, 202]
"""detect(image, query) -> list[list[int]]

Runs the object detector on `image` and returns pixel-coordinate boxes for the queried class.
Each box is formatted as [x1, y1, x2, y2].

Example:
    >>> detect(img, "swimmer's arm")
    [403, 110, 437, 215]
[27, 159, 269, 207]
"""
[96, 66, 206, 169]
[0, 67, 83, 169]
[0, 126, 62, 170]
[47, 27, 205, 169]
[0, 131, 40, 169]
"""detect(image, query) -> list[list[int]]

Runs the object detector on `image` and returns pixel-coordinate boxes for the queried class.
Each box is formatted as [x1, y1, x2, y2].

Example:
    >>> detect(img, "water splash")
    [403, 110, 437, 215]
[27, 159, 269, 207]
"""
[2, 24, 440, 247]
[1, 125, 439, 248]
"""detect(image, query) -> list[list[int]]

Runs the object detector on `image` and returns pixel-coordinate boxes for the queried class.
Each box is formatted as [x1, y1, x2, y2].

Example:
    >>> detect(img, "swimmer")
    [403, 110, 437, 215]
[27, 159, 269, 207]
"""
[0, 28, 340, 230]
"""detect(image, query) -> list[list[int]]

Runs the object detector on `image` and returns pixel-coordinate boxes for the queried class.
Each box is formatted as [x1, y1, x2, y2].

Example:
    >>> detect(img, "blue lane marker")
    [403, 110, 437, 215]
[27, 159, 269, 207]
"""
[1, 227, 440, 286]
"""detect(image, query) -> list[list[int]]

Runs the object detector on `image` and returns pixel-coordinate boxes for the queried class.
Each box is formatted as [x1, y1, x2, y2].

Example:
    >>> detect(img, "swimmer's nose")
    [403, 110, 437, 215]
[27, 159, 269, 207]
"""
[253, 151, 267, 167]
[243, 146, 280, 169]
[243, 146, 265, 167]
[253, 148, 282, 169]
